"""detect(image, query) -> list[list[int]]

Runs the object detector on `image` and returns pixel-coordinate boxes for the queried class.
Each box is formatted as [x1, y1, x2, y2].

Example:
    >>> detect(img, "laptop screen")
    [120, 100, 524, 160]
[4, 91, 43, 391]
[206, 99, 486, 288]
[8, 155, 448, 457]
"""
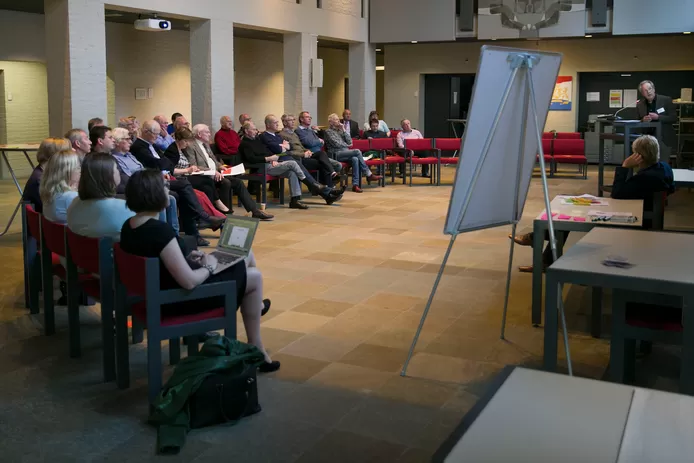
[217, 216, 259, 256]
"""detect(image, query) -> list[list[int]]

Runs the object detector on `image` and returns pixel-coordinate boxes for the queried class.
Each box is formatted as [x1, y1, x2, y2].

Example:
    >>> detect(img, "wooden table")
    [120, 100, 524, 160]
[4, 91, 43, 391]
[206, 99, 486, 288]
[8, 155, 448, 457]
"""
[531, 195, 643, 335]
[0, 144, 39, 237]
[446, 119, 467, 138]
[435, 366, 694, 462]
[597, 120, 661, 197]
[673, 168, 694, 188]
[544, 228, 694, 393]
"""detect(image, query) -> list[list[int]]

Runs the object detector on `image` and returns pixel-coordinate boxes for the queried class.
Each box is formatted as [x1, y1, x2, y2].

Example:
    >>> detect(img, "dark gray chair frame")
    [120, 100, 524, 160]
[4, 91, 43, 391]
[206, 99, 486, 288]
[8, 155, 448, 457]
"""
[113, 244, 238, 403]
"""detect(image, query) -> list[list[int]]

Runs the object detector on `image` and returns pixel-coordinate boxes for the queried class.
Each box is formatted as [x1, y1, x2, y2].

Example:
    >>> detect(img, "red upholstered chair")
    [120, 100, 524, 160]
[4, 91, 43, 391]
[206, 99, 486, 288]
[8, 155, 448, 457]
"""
[390, 129, 401, 139]
[350, 139, 385, 188]
[542, 132, 555, 139]
[404, 138, 439, 186]
[433, 138, 461, 185]
[39, 216, 71, 336]
[113, 243, 238, 403]
[65, 229, 116, 381]
[536, 138, 554, 177]
[553, 139, 587, 179]
[555, 132, 581, 139]
[358, 130, 364, 139]
[370, 137, 405, 185]
[23, 203, 50, 315]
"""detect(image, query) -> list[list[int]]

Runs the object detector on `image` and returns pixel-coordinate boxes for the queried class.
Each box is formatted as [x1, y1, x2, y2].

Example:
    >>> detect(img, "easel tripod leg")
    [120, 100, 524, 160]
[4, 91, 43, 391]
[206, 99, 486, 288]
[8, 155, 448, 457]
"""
[401, 235, 457, 376]
[500, 223, 517, 340]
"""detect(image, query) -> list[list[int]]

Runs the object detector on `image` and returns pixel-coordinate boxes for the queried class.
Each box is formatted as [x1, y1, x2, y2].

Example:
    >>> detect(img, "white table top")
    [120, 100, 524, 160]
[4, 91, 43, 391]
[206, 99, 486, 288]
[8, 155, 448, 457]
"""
[536, 195, 643, 228]
[673, 168, 694, 185]
[549, 227, 694, 286]
[0, 144, 40, 150]
[443, 368, 694, 463]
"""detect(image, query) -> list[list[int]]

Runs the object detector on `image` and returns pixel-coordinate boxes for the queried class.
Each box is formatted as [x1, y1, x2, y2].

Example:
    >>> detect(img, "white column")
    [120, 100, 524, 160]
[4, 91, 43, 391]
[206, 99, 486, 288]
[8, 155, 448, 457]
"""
[284, 32, 318, 118]
[348, 42, 376, 128]
[44, 0, 107, 136]
[190, 19, 235, 132]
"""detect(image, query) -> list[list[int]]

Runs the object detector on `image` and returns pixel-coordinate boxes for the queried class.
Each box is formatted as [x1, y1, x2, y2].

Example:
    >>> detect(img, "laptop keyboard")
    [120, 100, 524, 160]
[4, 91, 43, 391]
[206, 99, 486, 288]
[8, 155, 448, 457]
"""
[211, 251, 241, 265]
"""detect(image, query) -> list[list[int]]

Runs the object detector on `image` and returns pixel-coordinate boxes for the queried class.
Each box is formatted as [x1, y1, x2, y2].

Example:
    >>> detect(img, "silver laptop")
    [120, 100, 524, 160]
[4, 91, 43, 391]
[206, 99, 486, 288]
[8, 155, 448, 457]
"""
[209, 216, 259, 274]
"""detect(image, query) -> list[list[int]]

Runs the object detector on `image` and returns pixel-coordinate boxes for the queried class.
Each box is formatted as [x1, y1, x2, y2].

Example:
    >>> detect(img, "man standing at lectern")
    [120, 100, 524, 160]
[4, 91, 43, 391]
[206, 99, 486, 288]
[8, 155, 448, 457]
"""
[636, 80, 677, 164]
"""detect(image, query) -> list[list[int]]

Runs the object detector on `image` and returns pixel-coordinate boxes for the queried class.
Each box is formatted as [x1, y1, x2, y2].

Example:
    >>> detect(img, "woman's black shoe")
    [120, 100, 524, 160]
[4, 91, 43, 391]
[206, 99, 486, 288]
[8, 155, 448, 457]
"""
[262, 299, 271, 316]
[258, 361, 281, 373]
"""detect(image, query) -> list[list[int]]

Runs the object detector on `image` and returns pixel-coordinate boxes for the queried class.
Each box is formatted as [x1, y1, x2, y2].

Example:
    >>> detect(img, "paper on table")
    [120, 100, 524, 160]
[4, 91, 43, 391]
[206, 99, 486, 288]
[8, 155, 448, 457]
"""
[193, 163, 246, 176]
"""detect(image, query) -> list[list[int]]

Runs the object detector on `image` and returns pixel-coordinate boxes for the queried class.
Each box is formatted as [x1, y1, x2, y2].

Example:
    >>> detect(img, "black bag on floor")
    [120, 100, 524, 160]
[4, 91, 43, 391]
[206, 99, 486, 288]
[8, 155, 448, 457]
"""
[188, 364, 262, 429]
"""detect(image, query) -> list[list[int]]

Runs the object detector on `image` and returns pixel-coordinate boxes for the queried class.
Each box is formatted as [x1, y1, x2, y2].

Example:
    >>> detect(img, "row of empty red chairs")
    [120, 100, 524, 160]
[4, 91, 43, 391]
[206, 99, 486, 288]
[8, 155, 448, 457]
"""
[23, 203, 237, 403]
[542, 131, 582, 140]
[348, 137, 461, 186]
[538, 134, 587, 179]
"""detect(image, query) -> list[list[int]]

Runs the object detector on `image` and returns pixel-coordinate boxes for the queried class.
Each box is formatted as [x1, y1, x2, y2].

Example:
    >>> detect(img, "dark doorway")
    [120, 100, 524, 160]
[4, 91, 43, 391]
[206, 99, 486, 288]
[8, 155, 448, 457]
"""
[424, 73, 475, 138]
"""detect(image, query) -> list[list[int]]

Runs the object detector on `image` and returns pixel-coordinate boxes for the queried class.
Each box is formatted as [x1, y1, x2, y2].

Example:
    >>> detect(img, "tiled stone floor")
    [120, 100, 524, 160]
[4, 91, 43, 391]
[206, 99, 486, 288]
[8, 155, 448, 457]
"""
[1, 165, 693, 461]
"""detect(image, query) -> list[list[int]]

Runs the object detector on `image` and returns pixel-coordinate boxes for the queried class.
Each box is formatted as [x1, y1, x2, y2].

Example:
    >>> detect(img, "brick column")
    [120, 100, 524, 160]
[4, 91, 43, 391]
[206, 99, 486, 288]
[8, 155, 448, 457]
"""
[348, 42, 376, 128]
[284, 32, 318, 118]
[190, 19, 235, 131]
[44, 0, 107, 136]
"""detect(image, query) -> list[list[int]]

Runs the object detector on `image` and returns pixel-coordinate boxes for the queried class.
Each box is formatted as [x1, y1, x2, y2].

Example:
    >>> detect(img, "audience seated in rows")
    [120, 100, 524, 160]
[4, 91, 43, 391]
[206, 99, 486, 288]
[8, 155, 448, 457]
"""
[120, 169, 279, 372]
[22, 137, 72, 213]
[111, 127, 180, 234]
[240, 121, 322, 210]
[65, 129, 92, 160]
[261, 114, 343, 203]
[67, 153, 135, 241]
[512, 135, 675, 272]
[153, 115, 175, 152]
[281, 114, 342, 189]
[238, 114, 251, 138]
[187, 124, 273, 220]
[340, 109, 360, 140]
[40, 149, 81, 224]
[215, 116, 242, 156]
[118, 117, 140, 143]
[324, 113, 382, 193]
[259, 115, 343, 205]
[131, 120, 224, 246]
[296, 111, 326, 154]
[363, 110, 390, 137]
[363, 119, 388, 140]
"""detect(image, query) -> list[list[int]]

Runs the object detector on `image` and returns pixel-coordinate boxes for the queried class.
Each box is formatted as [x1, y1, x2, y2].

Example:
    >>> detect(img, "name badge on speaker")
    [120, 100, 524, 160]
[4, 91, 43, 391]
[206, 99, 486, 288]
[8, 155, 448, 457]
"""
[657, 107, 665, 114]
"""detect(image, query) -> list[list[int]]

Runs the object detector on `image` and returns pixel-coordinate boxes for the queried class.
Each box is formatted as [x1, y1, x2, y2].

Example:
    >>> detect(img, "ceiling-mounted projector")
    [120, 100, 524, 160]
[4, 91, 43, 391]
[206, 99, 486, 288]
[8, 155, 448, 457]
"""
[134, 18, 171, 31]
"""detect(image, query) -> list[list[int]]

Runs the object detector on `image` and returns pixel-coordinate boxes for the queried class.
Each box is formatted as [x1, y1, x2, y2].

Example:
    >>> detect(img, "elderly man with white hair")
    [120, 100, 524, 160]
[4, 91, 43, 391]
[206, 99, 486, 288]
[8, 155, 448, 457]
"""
[185, 123, 273, 220]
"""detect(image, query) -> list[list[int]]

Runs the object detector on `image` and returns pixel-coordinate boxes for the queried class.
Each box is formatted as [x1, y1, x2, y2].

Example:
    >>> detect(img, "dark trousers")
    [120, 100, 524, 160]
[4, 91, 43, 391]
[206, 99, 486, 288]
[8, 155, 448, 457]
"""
[531, 230, 569, 265]
[169, 178, 206, 237]
[306, 151, 335, 187]
[188, 175, 219, 203]
[228, 176, 258, 213]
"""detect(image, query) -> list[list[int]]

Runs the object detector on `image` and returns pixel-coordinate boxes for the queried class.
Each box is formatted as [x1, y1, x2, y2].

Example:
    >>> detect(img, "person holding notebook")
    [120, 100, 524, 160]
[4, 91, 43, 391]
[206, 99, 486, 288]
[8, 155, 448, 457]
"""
[120, 169, 279, 373]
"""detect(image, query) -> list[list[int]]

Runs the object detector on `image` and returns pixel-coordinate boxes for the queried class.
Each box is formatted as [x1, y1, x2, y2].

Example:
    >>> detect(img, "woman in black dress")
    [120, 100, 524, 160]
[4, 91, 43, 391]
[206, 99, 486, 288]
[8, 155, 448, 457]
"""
[120, 169, 279, 372]
[164, 127, 230, 213]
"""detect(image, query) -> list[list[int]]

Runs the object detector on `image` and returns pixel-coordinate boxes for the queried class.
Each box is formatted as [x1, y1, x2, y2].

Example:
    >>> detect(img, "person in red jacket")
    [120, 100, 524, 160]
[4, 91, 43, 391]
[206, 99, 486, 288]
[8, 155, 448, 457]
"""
[214, 115, 241, 156]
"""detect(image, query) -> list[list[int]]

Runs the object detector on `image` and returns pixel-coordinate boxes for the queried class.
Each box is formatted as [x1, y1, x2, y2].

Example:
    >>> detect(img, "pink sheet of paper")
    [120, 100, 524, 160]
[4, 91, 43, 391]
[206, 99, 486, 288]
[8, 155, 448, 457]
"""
[573, 217, 586, 222]
[540, 212, 558, 220]
[557, 214, 572, 220]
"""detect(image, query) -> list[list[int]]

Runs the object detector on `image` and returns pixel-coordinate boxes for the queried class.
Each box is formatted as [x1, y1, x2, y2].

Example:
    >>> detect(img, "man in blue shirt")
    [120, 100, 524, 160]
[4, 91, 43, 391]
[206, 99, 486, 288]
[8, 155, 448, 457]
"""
[154, 115, 175, 151]
[296, 111, 325, 153]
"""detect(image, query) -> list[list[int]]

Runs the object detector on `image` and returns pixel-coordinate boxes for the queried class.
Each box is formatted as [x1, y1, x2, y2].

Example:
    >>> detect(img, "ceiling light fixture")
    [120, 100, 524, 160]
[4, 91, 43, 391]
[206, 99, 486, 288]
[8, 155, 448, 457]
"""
[684, 32, 692, 35]
[376, 66, 385, 71]
[411, 41, 418, 44]
[376, 48, 382, 52]
[585, 34, 592, 38]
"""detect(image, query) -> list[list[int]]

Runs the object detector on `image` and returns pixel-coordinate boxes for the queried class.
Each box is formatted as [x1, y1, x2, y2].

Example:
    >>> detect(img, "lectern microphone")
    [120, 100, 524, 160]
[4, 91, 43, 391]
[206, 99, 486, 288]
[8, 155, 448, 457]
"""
[598, 100, 641, 121]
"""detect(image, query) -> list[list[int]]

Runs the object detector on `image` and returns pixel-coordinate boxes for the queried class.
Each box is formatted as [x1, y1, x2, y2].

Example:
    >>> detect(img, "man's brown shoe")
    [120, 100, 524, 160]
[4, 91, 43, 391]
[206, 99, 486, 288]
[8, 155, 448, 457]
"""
[509, 233, 533, 246]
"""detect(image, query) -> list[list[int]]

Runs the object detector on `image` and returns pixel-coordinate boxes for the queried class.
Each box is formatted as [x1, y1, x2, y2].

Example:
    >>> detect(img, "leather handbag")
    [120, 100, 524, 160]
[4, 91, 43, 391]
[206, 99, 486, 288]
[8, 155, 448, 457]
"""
[188, 364, 262, 429]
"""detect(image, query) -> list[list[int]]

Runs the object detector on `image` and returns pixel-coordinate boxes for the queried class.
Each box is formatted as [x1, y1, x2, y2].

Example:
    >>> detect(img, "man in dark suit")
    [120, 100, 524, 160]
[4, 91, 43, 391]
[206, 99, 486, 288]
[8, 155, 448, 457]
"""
[341, 109, 361, 140]
[131, 120, 224, 246]
[635, 80, 677, 164]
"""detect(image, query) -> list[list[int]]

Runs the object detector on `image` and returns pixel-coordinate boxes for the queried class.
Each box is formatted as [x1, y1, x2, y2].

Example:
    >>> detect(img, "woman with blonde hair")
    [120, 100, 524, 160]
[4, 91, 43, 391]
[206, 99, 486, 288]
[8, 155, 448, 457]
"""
[22, 137, 72, 213]
[40, 150, 81, 224]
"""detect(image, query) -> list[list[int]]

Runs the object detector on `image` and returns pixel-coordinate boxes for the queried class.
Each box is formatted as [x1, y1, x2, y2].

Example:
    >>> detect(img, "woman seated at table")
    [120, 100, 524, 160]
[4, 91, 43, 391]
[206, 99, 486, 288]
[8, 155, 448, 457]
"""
[40, 149, 81, 224]
[22, 137, 72, 213]
[511, 135, 675, 272]
[120, 169, 279, 372]
[164, 127, 230, 213]
[67, 153, 135, 241]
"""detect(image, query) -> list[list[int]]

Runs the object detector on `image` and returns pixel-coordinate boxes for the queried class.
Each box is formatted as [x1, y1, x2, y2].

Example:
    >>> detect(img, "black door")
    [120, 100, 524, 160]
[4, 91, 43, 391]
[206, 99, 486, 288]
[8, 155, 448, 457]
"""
[424, 74, 476, 138]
